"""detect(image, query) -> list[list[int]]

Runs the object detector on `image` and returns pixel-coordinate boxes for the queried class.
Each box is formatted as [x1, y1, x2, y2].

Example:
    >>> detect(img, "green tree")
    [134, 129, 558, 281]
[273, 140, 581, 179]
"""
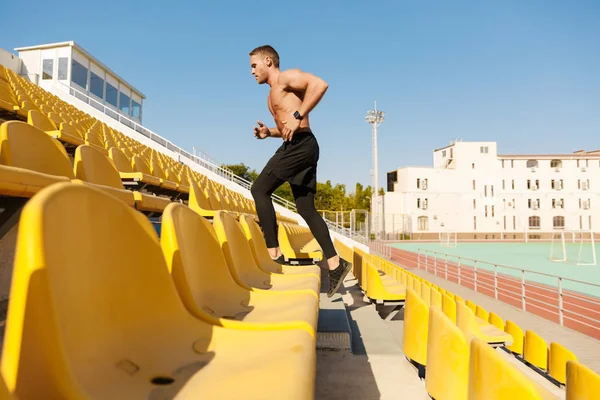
[222, 163, 257, 182]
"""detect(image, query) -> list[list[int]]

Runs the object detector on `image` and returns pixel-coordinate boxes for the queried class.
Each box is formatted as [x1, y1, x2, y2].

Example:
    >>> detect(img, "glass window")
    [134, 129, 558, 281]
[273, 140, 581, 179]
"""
[42, 59, 53, 80]
[58, 57, 68, 80]
[106, 83, 118, 107]
[529, 216, 540, 229]
[418, 216, 428, 231]
[71, 59, 88, 89]
[131, 100, 141, 120]
[119, 92, 130, 115]
[553, 216, 565, 228]
[90, 72, 104, 99]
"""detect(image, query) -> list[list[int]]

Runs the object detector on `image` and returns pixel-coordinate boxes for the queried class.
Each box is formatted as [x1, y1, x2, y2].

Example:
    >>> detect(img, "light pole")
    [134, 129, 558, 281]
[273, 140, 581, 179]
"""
[365, 101, 385, 195]
[366, 102, 385, 239]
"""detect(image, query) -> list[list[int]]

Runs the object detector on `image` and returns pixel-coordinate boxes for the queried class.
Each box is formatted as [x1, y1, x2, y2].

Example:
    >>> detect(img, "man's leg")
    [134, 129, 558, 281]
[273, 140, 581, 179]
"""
[291, 184, 352, 297]
[251, 170, 285, 260]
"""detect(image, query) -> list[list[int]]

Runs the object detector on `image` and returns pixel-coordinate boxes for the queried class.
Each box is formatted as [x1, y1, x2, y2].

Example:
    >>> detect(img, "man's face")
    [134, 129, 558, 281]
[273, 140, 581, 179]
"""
[250, 54, 268, 84]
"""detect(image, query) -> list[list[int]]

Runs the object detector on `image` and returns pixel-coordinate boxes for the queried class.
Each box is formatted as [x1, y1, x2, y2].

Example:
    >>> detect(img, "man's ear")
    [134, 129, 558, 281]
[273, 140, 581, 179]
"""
[265, 56, 272, 67]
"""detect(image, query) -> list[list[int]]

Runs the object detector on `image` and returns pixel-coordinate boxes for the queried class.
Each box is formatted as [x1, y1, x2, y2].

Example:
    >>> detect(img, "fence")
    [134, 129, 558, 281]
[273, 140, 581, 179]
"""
[415, 248, 600, 340]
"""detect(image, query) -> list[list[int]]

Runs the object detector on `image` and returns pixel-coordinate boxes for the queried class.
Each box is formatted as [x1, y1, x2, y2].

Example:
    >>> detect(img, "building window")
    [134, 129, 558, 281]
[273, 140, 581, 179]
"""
[553, 216, 565, 229]
[527, 160, 538, 168]
[577, 159, 580, 168]
[485, 205, 488, 217]
[484, 185, 488, 197]
[90, 71, 104, 99]
[474, 216, 477, 230]
[491, 185, 494, 197]
[551, 159, 562, 168]
[511, 160, 514, 168]
[504, 216, 507, 230]
[492, 205, 495, 217]
[58, 57, 68, 80]
[502, 180, 505, 190]
[132, 100, 141, 120]
[589, 215, 592, 230]
[473, 199, 476, 209]
[42, 59, 53, 80]
[119, 92, 131, 115]
[472, 163, 475, 169]
[442, 150, 446, 157]
[527, 180, 531, 189]
[106, 83, 118, 107]
[529, 216, 541, 229]
[512, 180, 515, 190]
[480, 146, 488, 154]
[513, 215, 516, 229]
[450, 148, 453, 158]
[417, 178, 420, 189]
[418, 216, 428, 231]
[502, 160, 505, 168]
[71, 59, 88, 89]
[417, 198, 420, 208]
[473, 180, 476, 190]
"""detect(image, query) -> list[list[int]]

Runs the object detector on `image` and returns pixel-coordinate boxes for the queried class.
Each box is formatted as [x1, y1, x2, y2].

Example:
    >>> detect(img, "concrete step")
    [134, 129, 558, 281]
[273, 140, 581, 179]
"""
[317, 292, 352, 352]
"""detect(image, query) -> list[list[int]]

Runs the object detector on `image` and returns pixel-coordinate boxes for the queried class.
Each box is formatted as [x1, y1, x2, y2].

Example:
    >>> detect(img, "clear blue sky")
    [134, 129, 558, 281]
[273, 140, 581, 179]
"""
[3, 0, 599, 192]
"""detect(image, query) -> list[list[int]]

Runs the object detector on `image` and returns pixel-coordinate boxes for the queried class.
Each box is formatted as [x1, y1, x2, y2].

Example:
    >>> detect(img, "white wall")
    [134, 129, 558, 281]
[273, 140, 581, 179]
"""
[382, 141, 600, 235]
[0, 48, 22, 73]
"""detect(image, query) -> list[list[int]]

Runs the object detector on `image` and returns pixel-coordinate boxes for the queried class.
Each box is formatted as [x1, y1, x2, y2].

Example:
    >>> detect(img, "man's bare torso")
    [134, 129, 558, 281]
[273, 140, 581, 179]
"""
[268, 75, 311, 133]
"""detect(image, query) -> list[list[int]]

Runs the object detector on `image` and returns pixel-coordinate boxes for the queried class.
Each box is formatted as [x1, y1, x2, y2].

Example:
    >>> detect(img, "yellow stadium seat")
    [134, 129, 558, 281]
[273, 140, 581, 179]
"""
[505, 320, 524, 355]
[468, 339, 558, 399]
[108, 147, 162, 191]
[566, 360, 600, 400]
[278, 222, 323, 261]
[442, 292, 457, 323]
[0, 121, 73, 198]
[548, 342, 577, 385]
[238, 214, 321, 278]
[425, 306, 469, 400]
[456, 301, 513, 347]
[160, 203, 318, 337]
[489, 312, 504, 330]
[1, 182, 316, 400]
[524, 330, 548, 371]
[365, 261, 405, 301]
[212, 211, 320, 299]
[74, 145, 170, 214]
[402, 287, 429, 372]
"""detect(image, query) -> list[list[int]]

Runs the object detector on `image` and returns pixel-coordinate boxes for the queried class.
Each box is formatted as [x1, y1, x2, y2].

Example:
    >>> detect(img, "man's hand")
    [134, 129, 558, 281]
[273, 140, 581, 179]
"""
[281, 117, 301, 141]
[253, 120, 269, 139]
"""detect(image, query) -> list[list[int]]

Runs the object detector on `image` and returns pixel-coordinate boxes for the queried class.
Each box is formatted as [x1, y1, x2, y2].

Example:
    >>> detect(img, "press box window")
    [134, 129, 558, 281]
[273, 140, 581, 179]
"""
[90, 72, 104, 99]
[58, 58, 68, 80]
[71, 59, 88, 89]
[42, 59, 53, 80]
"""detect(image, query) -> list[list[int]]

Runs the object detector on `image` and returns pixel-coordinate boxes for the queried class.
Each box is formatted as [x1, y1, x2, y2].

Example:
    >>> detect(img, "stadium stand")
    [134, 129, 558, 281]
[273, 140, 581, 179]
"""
[1, 55, 599, 399]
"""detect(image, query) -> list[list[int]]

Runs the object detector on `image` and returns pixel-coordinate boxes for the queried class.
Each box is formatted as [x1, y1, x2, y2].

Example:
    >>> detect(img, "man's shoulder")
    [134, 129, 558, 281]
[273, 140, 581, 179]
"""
[278, 68, 304, 83]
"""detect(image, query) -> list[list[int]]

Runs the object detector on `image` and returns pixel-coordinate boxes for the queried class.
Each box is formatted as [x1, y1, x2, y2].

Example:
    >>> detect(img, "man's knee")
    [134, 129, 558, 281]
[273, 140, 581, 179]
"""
[296, 200, 318, 219]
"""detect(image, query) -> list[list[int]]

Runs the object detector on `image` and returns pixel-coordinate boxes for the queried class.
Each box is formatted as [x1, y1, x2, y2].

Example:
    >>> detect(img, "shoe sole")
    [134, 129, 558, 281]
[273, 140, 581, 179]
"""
[327, 261, 353, 298]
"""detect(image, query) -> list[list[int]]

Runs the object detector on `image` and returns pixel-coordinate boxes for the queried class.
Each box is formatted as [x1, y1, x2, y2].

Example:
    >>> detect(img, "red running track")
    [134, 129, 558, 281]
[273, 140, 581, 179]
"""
[386, 246, 600, 340]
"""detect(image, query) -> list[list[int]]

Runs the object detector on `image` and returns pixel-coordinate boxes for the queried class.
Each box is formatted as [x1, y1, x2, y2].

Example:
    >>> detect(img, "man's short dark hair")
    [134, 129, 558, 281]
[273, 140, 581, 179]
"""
[249, 45, 280, 68]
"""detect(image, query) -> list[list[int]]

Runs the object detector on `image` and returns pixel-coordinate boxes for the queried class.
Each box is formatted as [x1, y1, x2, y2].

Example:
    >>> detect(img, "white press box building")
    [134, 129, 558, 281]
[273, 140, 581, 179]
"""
[375, 140, 600, 239]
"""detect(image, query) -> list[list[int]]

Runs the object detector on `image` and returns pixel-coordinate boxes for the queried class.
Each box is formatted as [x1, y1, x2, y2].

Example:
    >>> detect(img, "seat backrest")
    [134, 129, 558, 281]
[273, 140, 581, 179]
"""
[161, 203, 247, 318]
[212, 210, 264, 288]
[0, 121, 74, 178]
[1, 182, 193, 399]
[566, 360, 600, 400]
[189, 181, 215, 213]
[469, 339, 547, 399]
[27, 109, 56, 131]
[73, 145, 124, 189]
[108, 147, 135, 173]
[239, 214, 279, 269]
[425, 305, 469, 400]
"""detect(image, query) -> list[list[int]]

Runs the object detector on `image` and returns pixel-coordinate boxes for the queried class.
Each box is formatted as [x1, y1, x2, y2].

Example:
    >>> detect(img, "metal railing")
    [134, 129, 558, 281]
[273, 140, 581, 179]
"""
[52, 81, 297, 212]
[416, 249, 600, 337]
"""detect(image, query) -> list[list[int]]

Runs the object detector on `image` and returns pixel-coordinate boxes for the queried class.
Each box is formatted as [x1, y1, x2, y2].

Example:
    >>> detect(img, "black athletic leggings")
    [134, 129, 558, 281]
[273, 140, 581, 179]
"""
[250, 171, 338, 260]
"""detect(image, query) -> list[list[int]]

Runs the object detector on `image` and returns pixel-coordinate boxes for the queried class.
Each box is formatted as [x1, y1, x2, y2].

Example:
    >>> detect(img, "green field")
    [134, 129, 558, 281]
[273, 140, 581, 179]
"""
[390, 241, 600, 296]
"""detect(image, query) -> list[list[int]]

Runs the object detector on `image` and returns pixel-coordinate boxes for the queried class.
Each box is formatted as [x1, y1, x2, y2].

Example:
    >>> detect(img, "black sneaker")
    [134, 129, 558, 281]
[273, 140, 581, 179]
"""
[327, 258, 352, 298]
[272, 255, 285, 264]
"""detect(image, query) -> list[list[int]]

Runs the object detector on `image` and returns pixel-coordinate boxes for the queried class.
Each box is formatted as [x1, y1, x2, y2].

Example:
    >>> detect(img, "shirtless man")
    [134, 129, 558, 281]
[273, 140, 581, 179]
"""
[249, 45, 352, 297]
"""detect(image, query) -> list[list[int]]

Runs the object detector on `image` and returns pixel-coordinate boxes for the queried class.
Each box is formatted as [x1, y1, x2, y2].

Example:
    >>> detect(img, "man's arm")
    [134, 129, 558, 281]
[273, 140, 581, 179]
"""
[279, 68, 329, 117]
[267, 127, 282, 138]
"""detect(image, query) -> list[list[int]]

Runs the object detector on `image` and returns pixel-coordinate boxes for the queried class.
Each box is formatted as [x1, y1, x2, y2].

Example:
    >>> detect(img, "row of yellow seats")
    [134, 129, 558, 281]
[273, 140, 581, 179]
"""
[2, 181, 323, 399]
[2, 65, 296, 224]
[278, 222, 323, 260]
[359, 249, 600, 399]
[350, 247, 407, 303]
